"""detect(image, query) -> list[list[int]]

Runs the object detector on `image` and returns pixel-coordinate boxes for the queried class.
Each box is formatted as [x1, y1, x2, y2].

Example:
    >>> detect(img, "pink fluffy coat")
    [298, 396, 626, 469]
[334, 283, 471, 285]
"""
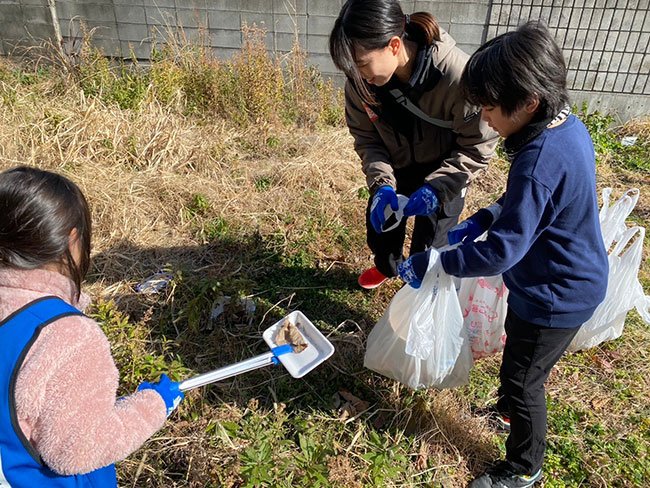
[0, 268, 167, 476]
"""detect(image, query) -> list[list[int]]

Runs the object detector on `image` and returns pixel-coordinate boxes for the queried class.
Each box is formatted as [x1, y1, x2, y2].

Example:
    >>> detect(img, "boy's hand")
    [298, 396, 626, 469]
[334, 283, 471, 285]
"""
[138, 373, 184, 417]
[447, 203, 503, 245]
[447, 217, 484, 245]
[370, 185, 399, 233]
[397, 249, 438, 289]
[403, 185, 439, 217]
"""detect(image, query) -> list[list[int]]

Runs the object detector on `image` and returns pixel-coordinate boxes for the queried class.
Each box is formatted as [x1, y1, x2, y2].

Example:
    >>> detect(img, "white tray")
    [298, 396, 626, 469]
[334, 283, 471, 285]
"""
[263, 311, 335, 378]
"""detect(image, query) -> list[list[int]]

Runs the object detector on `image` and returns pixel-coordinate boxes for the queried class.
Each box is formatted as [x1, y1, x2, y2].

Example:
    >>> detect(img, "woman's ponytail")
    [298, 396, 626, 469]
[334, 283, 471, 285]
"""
[405, 12, 441, 46]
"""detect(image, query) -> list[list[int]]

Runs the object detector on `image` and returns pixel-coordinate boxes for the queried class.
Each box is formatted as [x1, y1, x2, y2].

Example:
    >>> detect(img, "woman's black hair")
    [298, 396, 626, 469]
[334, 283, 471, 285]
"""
[329, 0, 440, 106]
[0, 166, 92, 300]
[460, 21, 569, 119]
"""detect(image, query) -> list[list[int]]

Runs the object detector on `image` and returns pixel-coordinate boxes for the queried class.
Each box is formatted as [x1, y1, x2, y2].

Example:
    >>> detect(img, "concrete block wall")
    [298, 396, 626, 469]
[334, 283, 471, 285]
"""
[0, 0, 489, 74]
[0, 0, 55, 55]
[0, 0, 647, 119]
[51, 1, 313, 62]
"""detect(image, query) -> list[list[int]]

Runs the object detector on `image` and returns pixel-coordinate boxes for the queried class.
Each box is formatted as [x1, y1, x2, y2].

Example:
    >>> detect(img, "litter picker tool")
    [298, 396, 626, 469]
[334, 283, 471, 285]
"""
[179, 311, 334, 391]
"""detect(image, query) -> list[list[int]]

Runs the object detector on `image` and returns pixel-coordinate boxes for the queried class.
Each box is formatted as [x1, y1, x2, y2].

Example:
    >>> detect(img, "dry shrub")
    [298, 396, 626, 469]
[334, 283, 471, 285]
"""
[407, 391, 498, 484]
[0, 71, 362, 288]
[327, 455, 362, 488]
[48, 22, 344, 129]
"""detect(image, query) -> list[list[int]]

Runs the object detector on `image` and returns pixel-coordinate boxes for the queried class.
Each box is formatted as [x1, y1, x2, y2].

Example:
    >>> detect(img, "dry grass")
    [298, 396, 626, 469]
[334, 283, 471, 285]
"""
[1, 52, 649, 487]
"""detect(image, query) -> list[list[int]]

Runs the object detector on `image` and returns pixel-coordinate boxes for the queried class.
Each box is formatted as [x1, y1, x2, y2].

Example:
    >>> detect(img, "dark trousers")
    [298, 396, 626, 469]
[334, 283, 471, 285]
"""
[365, 168, 464, 277]
[496, 308, 580, 475]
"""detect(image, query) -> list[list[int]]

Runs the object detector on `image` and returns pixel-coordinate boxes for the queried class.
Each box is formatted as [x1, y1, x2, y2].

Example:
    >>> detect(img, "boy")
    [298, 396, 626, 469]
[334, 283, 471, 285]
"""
[397, 22, 608, 487]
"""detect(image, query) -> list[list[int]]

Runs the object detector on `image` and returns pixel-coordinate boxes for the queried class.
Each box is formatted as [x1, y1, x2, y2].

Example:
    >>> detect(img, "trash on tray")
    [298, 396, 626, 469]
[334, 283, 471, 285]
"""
[274, 318, 309, 353]
[179, 310, 335, 391]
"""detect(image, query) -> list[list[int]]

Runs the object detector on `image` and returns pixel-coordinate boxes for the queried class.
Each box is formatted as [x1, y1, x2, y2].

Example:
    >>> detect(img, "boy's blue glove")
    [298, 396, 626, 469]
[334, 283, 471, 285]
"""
[403, 185, 439, 217]
[138, 373, 184, 417]
[447, 217, 485, 245]
[370, 185, 399, 233]
[447, 203, 503, 245]
[397, 248, 438, 289]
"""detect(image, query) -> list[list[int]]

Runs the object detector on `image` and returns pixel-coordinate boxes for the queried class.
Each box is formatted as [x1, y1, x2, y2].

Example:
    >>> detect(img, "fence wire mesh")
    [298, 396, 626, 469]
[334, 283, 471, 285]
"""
[486, 0, 649, 95]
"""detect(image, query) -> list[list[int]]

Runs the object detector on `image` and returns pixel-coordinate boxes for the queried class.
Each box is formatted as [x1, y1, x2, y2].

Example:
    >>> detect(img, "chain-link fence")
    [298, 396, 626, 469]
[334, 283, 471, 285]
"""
[486, 0, 649, 95]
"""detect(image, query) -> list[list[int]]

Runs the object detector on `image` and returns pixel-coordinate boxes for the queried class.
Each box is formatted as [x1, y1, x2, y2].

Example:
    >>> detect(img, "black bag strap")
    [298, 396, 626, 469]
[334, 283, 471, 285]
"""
[389, 88, 454, 129]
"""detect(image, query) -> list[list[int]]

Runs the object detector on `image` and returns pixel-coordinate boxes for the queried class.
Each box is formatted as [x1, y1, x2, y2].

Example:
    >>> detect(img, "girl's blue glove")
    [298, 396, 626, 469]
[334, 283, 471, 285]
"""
[138, 373, 184, 417]
[370, 185, 399, 233]
[397, 248, 437, 289]
[403, 185, 439, 217]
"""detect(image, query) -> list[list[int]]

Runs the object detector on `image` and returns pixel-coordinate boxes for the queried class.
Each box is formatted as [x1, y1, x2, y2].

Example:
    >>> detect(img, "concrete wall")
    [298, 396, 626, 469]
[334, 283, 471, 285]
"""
[0, 0, 55, 54]
[0, 0, 648, 120]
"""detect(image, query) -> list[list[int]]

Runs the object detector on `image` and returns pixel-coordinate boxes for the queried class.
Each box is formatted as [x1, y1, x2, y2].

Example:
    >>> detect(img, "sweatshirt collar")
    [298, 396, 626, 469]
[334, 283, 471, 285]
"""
[504, 106, 571, 158]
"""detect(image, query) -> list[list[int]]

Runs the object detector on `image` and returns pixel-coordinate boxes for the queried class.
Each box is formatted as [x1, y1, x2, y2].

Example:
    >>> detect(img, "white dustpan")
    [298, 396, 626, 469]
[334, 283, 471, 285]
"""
[179, 311, 334, 391]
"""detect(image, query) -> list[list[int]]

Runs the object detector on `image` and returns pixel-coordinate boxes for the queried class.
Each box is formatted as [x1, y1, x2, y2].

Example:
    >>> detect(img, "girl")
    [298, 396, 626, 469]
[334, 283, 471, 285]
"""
[0, 166, 183, 486]
[399, 23, 609, 487]
[329, 0, 498, 289]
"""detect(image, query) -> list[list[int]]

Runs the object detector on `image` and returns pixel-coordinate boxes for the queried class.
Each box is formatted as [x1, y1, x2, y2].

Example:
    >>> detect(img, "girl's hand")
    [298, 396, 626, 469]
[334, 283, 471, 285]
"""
[138, 374, 184, 417]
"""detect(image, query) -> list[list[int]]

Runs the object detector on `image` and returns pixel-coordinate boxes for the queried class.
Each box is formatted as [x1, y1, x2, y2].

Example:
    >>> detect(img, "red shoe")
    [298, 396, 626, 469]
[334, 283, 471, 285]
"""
[358, 267, 388, 289]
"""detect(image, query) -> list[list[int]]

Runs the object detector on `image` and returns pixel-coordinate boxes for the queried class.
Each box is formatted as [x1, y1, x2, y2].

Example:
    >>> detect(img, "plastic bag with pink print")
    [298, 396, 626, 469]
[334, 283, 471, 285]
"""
[457, 274, 509, 359]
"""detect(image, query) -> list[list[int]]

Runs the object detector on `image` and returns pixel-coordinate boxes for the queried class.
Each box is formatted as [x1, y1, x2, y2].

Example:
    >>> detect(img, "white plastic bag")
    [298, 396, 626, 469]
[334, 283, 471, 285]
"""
[457, 274, 508, 359]
[598, 188, 640, 250]
[568, 188, 650, 352]
[364, 252, 472, 389]
[569, 225, 650, 351]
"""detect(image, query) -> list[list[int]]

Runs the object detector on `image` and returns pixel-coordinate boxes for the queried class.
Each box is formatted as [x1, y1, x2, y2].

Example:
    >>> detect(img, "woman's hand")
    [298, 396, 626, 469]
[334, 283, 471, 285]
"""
[403, 185, 439, 217]
[369, 185, 399, 233]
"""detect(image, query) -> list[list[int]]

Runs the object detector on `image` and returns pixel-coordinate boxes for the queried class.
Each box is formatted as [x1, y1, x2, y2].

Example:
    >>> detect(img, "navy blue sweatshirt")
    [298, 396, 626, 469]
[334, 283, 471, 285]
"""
[441, 115, 608, 328]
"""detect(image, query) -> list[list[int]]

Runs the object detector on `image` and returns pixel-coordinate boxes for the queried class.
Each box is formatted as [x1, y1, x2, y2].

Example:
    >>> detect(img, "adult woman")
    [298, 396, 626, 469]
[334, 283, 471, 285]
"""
[329, 0, 498, 288]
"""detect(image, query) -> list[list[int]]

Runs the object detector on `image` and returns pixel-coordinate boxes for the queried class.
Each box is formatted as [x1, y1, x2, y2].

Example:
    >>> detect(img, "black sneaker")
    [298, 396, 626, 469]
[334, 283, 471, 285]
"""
[469, 461, 542, 488]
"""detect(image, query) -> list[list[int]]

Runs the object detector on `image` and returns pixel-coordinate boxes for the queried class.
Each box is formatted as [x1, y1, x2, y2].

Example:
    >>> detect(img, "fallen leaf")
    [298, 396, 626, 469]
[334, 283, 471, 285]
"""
[591, 396, 609, 410]
[274, 319, 308, 353]
[594, 355, 614, 372]
[415, 442, 428, 470]
[372, 411, 389, 430]
[336, 390, 369, 420]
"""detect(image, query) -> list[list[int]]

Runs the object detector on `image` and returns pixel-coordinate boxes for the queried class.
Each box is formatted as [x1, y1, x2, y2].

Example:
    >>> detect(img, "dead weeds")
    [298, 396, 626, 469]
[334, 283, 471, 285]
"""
[1, 54, 649, 487]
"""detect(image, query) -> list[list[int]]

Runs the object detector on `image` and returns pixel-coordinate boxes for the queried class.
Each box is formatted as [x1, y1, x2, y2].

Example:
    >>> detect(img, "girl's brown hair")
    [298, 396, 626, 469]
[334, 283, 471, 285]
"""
[0, 166, 92, 300]
[329, 0, 440, 106]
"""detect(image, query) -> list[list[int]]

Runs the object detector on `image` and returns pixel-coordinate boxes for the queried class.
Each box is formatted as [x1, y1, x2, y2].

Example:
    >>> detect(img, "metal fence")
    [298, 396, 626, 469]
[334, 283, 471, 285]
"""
[486, 0, 649, 95]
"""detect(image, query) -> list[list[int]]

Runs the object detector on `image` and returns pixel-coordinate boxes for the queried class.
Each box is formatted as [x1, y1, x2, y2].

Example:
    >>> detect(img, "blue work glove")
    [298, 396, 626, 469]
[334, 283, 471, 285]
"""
[403, 185, 439, 217]
[447, 203, 502, 245]
[370, 185, 399, 234]
[138, 373, 184, 417]
[447, 217, 485, 245]
[397, 248, 438, 289]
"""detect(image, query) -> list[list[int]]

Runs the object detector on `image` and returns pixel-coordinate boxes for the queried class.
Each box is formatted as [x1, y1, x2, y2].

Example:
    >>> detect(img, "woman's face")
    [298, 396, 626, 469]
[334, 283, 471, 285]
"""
[354, 40, 400, 86]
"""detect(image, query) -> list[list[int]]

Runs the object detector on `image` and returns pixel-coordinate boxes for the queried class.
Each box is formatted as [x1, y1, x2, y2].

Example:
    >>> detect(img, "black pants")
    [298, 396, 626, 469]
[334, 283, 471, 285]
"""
[496, 308, 580, 475]
[365, 167, 464, 277]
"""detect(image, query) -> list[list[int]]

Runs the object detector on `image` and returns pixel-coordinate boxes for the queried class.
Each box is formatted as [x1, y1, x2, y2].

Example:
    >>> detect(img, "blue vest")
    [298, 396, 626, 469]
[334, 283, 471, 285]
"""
[0, 296, 117, 487]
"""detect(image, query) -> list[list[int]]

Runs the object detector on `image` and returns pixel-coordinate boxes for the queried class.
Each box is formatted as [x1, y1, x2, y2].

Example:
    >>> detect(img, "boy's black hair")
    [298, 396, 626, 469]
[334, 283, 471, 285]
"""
[0, 166, 92, 300]
[329, 0, 440, 106]
[461, 22, 569, 118]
